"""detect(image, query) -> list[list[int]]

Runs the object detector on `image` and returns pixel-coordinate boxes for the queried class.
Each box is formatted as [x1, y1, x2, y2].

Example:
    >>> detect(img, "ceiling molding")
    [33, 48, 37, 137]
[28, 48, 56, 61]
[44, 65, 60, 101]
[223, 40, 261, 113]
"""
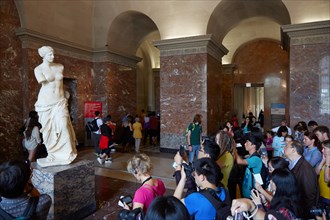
[93, 50, 142, 68]
[222, 64, 237, 75]
[153, 34, 228, 62]
[15, 28, 141, 68]
[281, 20, 330, 51]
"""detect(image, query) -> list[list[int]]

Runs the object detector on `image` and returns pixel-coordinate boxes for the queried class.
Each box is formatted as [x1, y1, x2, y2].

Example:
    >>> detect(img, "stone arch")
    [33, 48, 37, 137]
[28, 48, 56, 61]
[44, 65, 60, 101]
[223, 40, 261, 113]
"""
[207, 0, 291, 42]
[107, 10, 160, 55]
[231, 38, 289, 129]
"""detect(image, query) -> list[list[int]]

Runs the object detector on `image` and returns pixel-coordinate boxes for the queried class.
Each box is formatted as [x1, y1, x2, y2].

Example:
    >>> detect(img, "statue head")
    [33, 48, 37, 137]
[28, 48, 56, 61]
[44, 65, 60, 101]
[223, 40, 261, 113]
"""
[38, 46, 54, 58]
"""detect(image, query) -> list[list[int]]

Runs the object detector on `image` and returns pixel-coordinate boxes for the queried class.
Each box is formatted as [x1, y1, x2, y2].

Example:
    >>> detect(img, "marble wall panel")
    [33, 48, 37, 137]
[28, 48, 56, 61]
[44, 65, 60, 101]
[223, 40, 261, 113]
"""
[207, 54, 223, 134]
[0, 0, 24, 162]
[233, 39, 289, 129]
[221, 71, 234, 124]
[290, 43, 330, 128]
[93, 62, 137, 123]
[160, 54, 207, 149]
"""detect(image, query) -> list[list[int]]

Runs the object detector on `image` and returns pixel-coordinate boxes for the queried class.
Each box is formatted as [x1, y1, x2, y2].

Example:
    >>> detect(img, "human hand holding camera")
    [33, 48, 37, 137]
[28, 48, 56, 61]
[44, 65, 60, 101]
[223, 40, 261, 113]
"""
[250, 189, 262, 206]
[118, 195, 133, 210]
[231, 198, 254, 215]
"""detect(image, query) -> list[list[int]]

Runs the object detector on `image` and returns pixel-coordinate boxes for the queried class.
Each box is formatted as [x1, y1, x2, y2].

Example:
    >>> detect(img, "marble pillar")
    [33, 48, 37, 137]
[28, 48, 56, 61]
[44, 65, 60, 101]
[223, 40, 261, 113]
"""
[281, 20, 330, 128]
[154, 35, 228, 151]
[221, 64, 235, 123]
[31, 160, 96, 220]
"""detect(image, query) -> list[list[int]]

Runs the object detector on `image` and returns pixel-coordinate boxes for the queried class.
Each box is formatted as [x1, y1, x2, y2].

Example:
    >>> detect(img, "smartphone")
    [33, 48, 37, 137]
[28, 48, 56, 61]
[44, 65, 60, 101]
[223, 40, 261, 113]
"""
[120, 195, 133, 208]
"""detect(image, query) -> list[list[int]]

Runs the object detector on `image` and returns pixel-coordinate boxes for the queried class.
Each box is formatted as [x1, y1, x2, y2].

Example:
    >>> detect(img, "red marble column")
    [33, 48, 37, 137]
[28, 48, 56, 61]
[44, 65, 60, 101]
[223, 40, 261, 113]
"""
[282, 21, 330, 129]
[221, 64, 235, 123]
[154, 35, 228, 151]
[0, 0, 24, 161]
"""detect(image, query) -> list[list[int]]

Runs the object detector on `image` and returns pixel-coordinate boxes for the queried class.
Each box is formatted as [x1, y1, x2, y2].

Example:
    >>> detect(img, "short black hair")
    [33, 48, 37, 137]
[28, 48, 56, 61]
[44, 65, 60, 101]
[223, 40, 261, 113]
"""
[307, 120, 318, 127]
[145, 196, 189, 220]
[276, 126, 288, 137]
[0, 160, 31, 198]
[246, 133, 263, 150]
[28, 110, 38, 119]
[194, 158, 223, 186]
[268, 157, 289, 170]
[314, 125, 329, 137]
[203, 139, 220, 161]
[95, 111, 100, 116]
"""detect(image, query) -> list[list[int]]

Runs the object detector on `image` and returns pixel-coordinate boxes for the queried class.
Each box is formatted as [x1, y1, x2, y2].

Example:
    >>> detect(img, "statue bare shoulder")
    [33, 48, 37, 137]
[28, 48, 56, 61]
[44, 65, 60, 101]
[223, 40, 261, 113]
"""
[34, 63, 64, 83]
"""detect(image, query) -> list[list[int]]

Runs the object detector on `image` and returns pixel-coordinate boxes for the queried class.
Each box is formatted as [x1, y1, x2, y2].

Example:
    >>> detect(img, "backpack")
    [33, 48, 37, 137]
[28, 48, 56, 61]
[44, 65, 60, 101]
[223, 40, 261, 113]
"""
[0, 196, 39, 220]
[184, 123, 195, 137]
[199, 189, 231, 220]
[88, 118, 99, 132]
[249, 153, 269, 189]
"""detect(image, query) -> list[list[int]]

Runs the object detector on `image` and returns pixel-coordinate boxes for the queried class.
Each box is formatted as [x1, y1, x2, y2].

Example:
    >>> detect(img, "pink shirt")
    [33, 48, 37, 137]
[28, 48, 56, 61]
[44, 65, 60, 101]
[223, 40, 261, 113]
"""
[132, 178, 166, 213]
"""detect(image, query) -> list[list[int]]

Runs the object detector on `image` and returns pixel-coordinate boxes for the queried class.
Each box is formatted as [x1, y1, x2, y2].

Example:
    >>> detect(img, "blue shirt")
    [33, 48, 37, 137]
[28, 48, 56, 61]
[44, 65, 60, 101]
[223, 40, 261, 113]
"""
[184, 187, 226, 220]
[304, 146, 322, 168]
[242, 155, 262, 198]
[272, 136, 285, 157]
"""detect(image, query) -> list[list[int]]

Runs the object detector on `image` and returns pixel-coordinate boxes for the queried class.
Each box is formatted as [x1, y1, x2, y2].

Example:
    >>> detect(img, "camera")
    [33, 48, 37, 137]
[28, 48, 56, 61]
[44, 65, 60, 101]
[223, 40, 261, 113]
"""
[118, 195, 133, 208]
[226, 210, 244, 220]
[118, 207, 144, 220]
[182, 163, 194, 177]
[310, 205, 330, 219]
[202, 135, 210, 142]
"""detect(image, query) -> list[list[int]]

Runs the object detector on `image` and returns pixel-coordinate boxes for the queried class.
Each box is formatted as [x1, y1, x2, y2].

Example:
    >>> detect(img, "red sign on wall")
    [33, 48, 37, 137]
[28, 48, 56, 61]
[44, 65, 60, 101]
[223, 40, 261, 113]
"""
[84, 102, 102, 118]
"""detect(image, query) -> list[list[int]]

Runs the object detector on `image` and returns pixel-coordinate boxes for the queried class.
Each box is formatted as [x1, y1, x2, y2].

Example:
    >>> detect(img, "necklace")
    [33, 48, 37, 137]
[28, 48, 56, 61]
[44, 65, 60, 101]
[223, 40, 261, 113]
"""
[142, 176, 152, 185]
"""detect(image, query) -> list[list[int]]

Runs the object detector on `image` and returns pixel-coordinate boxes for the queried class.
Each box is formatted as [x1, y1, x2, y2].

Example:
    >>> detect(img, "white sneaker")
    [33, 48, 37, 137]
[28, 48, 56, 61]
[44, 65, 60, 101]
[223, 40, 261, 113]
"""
[105, 159, 112, 164]
[97, 157, 104, 165]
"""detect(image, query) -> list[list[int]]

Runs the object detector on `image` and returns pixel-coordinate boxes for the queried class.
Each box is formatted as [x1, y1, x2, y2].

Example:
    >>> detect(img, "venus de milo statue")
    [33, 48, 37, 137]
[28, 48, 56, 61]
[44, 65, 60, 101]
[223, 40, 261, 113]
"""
[34, 46, 77, 167]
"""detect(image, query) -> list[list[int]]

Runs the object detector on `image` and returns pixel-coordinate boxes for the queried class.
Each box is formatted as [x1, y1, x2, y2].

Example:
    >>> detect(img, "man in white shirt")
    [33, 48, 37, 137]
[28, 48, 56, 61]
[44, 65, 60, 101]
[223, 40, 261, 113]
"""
[272, 119, 292, 135]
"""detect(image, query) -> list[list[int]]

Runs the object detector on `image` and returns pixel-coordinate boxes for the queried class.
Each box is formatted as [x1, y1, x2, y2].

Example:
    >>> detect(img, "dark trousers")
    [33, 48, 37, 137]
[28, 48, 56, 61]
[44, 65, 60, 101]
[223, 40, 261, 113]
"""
[91, 133, 101, 153]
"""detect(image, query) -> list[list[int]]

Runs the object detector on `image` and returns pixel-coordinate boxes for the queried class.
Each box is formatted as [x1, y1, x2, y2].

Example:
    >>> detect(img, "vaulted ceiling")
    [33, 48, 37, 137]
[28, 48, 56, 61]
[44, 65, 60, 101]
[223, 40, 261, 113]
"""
[15, 0, 330, 65]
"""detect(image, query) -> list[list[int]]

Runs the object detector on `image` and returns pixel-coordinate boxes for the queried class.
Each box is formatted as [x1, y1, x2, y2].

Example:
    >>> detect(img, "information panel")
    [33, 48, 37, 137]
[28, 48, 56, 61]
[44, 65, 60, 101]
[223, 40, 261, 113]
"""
[84, 102, 102, 118]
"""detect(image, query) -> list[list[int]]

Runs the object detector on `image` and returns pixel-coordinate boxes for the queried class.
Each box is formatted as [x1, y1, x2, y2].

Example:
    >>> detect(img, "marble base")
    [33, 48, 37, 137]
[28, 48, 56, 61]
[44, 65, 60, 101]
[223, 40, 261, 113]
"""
[161, 133, 185, 150]
[31, 160, 96, 220]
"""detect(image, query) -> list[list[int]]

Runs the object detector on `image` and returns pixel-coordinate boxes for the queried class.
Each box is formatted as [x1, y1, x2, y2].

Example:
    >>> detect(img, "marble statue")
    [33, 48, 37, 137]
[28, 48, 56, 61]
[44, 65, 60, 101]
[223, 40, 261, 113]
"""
[34, 46, 77, 167]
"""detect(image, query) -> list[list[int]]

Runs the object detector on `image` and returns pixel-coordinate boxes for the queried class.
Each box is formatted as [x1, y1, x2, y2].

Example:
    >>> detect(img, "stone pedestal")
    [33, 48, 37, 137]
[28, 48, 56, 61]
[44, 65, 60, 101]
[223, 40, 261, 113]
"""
[31, 160, 96, 220]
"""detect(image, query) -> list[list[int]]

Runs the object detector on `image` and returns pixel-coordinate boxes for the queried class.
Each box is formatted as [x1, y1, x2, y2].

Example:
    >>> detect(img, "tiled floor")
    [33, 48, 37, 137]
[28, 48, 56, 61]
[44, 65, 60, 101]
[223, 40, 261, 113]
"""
[78, 145, 177, 219]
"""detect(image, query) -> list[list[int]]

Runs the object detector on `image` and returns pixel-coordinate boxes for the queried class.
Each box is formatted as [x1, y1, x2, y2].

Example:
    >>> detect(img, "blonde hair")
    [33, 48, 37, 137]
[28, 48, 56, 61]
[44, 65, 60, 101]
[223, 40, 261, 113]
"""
[38, 46, 54, 58]
[127, 153, 152, 175]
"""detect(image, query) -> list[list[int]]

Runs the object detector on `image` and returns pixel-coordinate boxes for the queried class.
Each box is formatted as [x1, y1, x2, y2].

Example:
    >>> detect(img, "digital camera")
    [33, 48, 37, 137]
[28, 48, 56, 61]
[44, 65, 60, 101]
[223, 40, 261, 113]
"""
[310, 205, 330, 219]
[182, 163, 194, 177]
[226, 211, 244, 220]
[118, 207, 144, 220]
[118, 195, 133, 208]
[202, 135, 210, 143]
